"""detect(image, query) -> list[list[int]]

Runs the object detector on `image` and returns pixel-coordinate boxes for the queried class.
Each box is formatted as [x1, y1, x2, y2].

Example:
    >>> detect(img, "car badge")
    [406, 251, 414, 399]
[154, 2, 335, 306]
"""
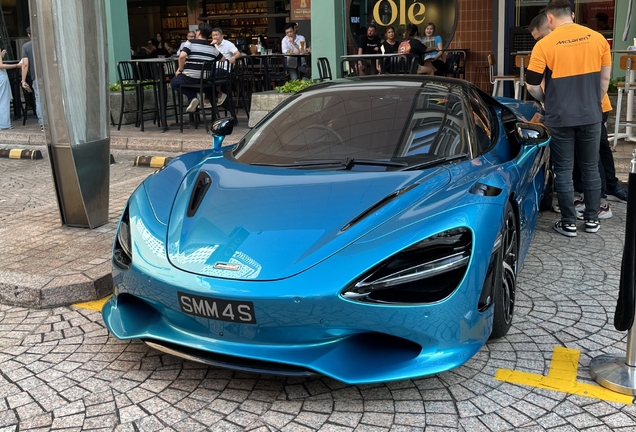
[213, 262, 241, 271]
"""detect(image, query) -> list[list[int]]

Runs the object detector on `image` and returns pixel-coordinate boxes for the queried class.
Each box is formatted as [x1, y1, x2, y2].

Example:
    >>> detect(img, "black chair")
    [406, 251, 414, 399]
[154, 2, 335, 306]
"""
[136, 61, 161, 129]
[209, 61, 238, 127]
[233, 56, 255, 119]
[163, 59, 180, 122]
[435, 51, 465, 79]
[264, 56, 287, 90]
[115, 61, 159, 131]
[384, 55, 411, 74]
[317, 57, 332, 80]
[177, 60, 238, 133]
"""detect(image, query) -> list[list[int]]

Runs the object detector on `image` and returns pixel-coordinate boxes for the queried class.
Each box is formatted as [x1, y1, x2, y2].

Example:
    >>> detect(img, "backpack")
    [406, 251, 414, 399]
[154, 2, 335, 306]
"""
[398, 40, 411, 55]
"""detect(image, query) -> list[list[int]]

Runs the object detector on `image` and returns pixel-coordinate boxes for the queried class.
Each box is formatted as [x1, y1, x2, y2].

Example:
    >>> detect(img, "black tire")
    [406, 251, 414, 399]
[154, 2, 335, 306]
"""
[490, 202, 518, 339]
[539, 169, 554, 212]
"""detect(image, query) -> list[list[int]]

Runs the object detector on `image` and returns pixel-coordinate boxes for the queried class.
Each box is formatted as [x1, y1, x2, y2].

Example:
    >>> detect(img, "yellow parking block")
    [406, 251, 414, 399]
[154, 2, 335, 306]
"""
[73, 295, 112, 311]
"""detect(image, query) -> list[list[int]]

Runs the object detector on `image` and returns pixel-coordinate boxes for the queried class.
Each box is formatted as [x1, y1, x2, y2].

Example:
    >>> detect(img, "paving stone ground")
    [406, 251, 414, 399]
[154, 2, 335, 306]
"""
[1, 125, 636, 430]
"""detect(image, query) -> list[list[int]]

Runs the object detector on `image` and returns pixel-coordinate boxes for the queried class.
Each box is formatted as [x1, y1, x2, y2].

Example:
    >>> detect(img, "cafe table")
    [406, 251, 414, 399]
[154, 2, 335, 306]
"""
[132, 57, 178, 133]
[611, 49, 636, 143]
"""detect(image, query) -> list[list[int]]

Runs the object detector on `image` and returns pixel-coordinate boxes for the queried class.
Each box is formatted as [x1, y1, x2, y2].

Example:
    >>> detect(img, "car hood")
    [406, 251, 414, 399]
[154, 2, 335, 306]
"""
[166, 157, 451, 281]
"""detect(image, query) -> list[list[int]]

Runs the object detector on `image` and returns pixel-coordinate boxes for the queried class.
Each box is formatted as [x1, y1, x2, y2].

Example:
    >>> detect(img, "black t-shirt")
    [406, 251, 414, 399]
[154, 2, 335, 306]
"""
[359, 35, 381, 54]
[407, 39, 427, 65]
[382, 40, 399, 54]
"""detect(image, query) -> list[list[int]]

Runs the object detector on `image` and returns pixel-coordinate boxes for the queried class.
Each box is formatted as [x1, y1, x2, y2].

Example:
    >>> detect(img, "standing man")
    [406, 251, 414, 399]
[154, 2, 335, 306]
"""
[171, 23, 224, 113]
[212, 27, 241, 106]
[528, 12, 627, 217]
[525, 0, 611, 237]
[357, 23, 381, 75]
[21, 27, 42, 130]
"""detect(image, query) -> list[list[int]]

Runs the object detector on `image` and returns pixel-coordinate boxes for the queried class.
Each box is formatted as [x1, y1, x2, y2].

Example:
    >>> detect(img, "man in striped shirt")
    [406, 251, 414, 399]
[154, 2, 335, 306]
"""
[171, 23, 224, 113]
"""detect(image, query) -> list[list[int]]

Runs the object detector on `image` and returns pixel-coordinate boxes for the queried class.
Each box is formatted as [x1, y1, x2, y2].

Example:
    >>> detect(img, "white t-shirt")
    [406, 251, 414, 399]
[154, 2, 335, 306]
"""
[281, 34, 306, 54]
[215, 38, 239, 69]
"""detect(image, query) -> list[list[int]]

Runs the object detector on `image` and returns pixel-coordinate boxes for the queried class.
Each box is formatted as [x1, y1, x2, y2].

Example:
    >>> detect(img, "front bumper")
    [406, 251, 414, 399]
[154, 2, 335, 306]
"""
[103, 189, 503, 384]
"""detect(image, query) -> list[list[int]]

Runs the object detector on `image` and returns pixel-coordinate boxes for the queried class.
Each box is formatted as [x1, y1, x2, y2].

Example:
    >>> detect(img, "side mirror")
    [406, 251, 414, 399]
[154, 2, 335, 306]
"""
[211, 119, 234, 149]
[515, 122, 550, 147]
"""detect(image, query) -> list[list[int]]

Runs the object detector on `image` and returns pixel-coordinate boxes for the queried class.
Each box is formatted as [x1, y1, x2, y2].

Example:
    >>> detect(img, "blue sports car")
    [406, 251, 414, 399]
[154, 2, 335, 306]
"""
[103, 76, 552, 384]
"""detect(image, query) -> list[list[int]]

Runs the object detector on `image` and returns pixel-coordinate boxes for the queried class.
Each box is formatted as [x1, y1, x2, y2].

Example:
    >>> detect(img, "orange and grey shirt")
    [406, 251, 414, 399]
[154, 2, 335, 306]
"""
[526, 23, 611, 128]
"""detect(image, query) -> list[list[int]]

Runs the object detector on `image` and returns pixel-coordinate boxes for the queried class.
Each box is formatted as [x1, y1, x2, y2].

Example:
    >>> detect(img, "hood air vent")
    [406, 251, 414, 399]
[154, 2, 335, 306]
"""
[187, 172, 212, 218]
[341, 183, 420, 232]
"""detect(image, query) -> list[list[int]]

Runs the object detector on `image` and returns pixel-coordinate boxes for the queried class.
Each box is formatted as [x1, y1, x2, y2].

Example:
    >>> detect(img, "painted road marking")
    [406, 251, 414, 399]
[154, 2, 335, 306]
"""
[73, 295, 112, 311]
[495, 346, 633, 404]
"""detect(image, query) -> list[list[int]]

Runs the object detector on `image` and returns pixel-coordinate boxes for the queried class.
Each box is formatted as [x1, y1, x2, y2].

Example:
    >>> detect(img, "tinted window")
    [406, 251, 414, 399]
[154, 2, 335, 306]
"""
[234, 83, 468, 169]
[468, 90, 494, 153]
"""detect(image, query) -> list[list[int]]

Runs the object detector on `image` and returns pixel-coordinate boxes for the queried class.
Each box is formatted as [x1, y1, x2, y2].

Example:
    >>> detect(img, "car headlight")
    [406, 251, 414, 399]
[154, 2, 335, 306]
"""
[341, 228, 472, 304]
[113, 206, 132, 270]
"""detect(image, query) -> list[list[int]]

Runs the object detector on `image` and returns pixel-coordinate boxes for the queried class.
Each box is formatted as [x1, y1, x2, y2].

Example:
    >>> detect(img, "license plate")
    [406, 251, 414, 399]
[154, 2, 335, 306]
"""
[178, 292, 256, 324]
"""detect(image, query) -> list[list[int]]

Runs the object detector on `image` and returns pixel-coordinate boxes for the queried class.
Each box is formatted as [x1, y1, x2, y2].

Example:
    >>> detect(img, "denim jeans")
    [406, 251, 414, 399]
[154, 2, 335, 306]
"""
[170, 70, 229, 104]
[549, 122, 601, 223]
[170, 74, 205, 102]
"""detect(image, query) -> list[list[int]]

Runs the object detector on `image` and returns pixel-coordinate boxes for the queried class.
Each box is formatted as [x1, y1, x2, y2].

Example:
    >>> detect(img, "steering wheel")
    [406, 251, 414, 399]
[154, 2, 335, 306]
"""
[302, 124, 346, 147]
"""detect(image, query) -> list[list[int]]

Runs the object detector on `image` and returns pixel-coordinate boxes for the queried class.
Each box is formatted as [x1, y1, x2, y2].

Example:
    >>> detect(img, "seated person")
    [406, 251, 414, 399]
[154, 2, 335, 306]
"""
[399, 24, 432, 75]
[421, 23, 445, 73]
[177, 31, 195, 56]
[357, 23, 381, 75]
[281, 23, 310, 80]
[170, 23, 224, 113]
[140, 40, 156, 57]
[378, 26, 399, 74]
[212, 27, 241, 106]
[154, 33, 173, 56]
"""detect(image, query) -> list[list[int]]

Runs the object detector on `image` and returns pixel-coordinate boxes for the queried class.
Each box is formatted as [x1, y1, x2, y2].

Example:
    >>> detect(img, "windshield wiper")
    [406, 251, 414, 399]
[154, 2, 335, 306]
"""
[252, 158, 408, 170]
[401, 153, 468, 171]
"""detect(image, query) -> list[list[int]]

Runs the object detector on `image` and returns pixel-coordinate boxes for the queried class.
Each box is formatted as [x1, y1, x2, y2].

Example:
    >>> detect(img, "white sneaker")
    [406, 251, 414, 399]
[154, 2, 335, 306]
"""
[577, 202, 612, 220]
[186, 98, 199, 113]
[203, 101, 212, 109]
[217, 92, 227, 106]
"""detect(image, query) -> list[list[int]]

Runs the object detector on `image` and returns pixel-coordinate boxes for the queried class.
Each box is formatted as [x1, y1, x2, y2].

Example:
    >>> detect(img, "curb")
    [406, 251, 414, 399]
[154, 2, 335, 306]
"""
[0, 148, 43, 159]
[134, 155, 173, 168]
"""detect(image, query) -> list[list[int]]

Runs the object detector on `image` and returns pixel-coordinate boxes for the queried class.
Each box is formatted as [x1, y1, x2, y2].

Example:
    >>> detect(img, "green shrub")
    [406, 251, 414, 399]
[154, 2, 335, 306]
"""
[109, 80, 155, 92]
[275, 79, 314, 93]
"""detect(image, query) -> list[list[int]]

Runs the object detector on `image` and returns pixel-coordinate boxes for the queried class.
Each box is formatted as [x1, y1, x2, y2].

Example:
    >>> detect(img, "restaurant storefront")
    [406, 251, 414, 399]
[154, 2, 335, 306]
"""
[313, 0, 632, 89]
[4, 0, 635, 86]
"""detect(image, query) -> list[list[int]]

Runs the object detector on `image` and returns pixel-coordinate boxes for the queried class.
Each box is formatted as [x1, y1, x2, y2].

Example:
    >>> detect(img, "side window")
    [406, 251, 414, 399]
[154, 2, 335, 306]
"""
[402, 90, 468, 158]
[468, 90, 494, 153]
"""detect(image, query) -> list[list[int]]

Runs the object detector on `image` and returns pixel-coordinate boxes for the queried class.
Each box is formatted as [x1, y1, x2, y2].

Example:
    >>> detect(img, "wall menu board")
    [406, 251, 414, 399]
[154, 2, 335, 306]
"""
[291, 0, 311, 21]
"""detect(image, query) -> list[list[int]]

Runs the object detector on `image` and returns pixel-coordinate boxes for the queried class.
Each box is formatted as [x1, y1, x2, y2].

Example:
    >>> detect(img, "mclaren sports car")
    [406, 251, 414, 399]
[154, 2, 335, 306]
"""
[103, 76, 552, 384]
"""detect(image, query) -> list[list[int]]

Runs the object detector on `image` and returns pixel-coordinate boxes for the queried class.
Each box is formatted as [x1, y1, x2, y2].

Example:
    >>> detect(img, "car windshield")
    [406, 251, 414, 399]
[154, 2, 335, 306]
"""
[232, 82, 469, 171]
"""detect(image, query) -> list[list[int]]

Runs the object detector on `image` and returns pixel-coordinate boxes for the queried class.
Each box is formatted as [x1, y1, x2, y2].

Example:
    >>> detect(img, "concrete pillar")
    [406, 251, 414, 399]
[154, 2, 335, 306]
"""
[105, 0, 131, 85]
[311, 0, 346, 78]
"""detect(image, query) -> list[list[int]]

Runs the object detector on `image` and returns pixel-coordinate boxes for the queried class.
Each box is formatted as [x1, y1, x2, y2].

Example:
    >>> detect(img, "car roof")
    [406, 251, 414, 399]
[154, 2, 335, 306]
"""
[306, 75, 474, 93]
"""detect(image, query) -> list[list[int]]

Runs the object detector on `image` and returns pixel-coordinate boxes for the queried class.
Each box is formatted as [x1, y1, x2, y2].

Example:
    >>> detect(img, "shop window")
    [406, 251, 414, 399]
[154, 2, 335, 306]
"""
[516, 0, 615, 39]
[348, 0, 458, 50]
